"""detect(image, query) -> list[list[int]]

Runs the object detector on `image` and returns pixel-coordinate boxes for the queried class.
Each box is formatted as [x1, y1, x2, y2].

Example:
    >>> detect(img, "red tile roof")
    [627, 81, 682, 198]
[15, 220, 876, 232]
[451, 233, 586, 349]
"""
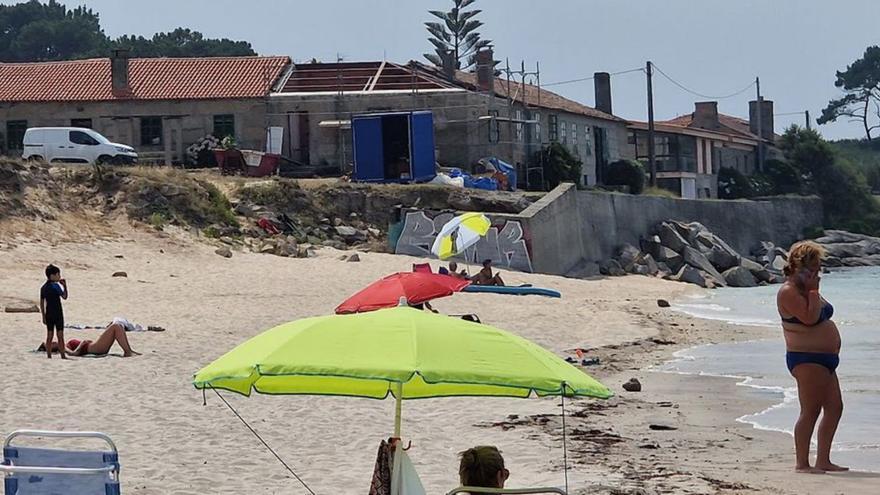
[662, 112, 760, 140]
[0, 56, 290, 103]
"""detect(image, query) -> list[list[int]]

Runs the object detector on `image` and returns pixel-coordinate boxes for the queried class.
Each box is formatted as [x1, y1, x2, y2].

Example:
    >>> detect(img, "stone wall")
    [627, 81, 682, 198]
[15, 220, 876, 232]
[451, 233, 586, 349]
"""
[390, 183, 824, 277]
[573, 190, 823, 269]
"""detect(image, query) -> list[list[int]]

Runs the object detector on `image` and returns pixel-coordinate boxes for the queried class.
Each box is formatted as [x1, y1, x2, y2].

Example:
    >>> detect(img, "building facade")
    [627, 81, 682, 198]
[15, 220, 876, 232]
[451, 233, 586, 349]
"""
[0, 52, 290, 163]
[628, 100, 775, 199]
[265, 56, 632, 188]
[0, 51, 632, 190]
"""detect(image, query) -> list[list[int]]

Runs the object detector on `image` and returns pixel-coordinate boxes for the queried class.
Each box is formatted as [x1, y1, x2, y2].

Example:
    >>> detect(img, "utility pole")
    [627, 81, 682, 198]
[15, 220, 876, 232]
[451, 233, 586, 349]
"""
[646, 61, 656, 187]
[805, 110, 812, 131]
[755, 76, 764, 173]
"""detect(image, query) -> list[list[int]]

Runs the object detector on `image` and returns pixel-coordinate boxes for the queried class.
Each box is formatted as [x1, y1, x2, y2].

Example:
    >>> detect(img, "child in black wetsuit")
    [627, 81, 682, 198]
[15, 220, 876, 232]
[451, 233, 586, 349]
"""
[39, 264, 68, 359]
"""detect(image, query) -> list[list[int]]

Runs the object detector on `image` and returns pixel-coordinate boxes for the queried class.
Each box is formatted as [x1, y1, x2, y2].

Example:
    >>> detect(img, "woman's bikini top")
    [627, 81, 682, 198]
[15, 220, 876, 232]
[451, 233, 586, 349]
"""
[781, 300, 834, 326]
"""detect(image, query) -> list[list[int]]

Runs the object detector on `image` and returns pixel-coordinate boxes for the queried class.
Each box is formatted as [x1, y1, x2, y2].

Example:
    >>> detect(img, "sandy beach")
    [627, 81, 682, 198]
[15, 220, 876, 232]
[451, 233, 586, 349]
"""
[1, 228, 878, 494]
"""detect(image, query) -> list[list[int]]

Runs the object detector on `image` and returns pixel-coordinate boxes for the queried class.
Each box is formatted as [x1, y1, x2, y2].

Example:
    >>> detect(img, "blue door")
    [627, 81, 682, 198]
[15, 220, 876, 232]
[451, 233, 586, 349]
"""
[352, 116, 384, 182]
[409, 111, 436, 182]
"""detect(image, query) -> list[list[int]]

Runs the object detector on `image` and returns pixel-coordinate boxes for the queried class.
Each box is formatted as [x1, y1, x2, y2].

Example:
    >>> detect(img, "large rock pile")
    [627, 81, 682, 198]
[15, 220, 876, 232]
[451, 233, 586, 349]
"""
[207, 201, 383, 258]
[601, 221, 782, 288]
[815, 230, 880, 267]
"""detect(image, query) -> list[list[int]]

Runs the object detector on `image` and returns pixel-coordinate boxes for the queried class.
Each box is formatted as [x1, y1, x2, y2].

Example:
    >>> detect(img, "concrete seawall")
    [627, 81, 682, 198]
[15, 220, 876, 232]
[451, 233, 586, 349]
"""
[392, 183, 824, 277]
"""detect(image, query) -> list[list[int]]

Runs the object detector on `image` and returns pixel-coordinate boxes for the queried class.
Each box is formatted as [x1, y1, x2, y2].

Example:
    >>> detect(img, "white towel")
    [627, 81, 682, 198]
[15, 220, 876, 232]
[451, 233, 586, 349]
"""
[111, 317, 144, 332]
[390, 442, 425, 495]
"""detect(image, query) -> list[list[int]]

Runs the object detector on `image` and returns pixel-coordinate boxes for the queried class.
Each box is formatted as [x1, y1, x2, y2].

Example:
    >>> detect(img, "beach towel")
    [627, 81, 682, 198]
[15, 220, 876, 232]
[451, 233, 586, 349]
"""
[369, 439, 394, 495]
[390, 442, 425, 495]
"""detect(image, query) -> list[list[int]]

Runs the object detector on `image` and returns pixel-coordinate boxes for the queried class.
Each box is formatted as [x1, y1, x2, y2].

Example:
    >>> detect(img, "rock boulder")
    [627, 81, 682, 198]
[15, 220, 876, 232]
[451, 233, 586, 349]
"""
[682, 246, 725, 286]
[723, 266, 758, 287]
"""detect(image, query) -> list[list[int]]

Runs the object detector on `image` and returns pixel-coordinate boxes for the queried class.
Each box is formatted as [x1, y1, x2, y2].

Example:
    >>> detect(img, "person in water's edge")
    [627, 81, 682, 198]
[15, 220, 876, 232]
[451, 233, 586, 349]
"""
[777, 241, 848, 473]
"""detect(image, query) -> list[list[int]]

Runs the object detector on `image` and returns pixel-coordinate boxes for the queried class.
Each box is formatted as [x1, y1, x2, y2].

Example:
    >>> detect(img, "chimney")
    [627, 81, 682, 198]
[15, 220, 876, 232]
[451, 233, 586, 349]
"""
[692, 101, 720, 130]
[111, 49, 131, 95]
[594, 72, 612, 115]
[749, 99, 775, 140]
[475, 48, 494, 93]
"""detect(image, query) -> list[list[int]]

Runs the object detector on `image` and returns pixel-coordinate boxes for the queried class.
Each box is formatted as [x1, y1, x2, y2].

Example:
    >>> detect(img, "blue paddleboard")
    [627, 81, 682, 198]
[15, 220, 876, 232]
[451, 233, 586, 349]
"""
[463, 285, 561, 298]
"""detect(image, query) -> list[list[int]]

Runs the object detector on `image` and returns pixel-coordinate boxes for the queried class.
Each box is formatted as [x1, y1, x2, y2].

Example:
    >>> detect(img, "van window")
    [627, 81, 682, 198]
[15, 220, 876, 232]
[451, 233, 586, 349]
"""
[70, 130, 100, 146]
[6, 120, 27, 151]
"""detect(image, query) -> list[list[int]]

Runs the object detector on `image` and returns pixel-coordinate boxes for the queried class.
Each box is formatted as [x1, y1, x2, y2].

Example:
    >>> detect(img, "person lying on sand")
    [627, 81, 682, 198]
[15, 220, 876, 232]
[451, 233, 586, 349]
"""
[66, 321, 141, 357]
[459, 445, 508, 491]
[471, 259, 505, 286]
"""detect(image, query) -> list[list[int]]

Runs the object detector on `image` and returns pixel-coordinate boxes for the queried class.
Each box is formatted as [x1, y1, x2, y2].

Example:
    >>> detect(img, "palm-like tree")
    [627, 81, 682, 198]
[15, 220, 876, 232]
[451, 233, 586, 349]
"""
[423, 0, 491, 73]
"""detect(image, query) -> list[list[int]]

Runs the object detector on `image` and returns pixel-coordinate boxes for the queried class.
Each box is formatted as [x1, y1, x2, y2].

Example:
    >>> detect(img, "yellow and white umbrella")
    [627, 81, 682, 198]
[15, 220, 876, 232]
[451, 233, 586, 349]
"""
[430, 212, 491, 260]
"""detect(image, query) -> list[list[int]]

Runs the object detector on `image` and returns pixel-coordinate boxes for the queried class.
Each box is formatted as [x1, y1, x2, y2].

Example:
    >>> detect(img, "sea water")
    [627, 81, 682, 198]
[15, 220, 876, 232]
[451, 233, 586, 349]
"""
[659, 267, 880, 472]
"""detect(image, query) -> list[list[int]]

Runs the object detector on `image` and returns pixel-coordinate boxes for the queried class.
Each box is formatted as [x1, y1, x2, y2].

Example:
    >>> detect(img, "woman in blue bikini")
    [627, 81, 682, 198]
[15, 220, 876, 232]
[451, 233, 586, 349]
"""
[777, 241, 847, 474]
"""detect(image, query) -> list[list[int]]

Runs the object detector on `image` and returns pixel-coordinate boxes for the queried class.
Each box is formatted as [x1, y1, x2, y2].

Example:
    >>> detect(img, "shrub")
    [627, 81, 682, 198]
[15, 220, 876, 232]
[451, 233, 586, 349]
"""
[763, 159, 802, 195]
[605, 159, 646, 194]
[717, 167, 753, 199]
[531, 142, 582, 190]
[148, 212, 167, 230]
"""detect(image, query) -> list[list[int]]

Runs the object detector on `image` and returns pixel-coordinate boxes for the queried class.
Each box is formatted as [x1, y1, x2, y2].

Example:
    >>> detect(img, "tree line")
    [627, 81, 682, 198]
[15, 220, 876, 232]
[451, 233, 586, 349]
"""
[0, 0, 255, 62]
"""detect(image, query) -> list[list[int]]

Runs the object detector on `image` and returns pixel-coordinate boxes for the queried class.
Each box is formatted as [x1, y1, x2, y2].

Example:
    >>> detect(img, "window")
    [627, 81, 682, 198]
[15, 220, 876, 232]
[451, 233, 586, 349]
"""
[71, 118, 92, 129]
[515, 110, 523, 142]
[700, 140, 708, 174]
[572, 123, 578, 150]
[6, 120, 27, 151]
[488, 110, 500, 143]
[560, 121, 567, 144]
[140, 117, 163, 146]
[548, 114, 558, 142]
[70, 130, 99, 146]
[213, 114, 235, 139]
[533, 112, 541, 142]
[584, 125, 592, 155]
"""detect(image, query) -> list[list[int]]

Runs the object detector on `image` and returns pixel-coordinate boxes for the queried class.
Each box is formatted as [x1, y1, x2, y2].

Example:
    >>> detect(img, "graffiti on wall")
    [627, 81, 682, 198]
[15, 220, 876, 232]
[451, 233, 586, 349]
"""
[394, 210, 533, 272]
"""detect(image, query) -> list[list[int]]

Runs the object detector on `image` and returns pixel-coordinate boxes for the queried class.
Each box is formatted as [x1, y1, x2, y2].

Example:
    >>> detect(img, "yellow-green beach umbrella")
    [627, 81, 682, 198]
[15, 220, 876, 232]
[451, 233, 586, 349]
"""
[193, 306, 611, 437]
[430, 212, 492, 260]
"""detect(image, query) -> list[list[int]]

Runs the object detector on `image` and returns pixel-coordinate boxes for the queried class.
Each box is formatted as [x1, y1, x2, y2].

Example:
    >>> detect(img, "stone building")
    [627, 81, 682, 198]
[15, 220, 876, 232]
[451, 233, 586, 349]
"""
[266, 52, 632, 187]
[1, 50, 632, 189]
[0, 51, 290, 163]
[628, 100, 776, 199]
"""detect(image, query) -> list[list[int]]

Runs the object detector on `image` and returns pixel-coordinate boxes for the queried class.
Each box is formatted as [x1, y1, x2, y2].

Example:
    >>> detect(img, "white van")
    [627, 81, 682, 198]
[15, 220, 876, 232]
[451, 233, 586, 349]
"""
[22, 127, 138, 165]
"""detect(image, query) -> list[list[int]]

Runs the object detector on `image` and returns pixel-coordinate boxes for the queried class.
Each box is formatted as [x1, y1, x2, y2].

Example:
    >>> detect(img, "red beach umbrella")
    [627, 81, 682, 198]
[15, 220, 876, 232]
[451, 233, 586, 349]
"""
[335, 272, 470, 314]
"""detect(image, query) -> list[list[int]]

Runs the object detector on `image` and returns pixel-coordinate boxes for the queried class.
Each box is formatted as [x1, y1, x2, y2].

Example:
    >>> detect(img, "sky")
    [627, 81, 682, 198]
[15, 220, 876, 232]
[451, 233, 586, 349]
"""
[10, 0, 880, 140]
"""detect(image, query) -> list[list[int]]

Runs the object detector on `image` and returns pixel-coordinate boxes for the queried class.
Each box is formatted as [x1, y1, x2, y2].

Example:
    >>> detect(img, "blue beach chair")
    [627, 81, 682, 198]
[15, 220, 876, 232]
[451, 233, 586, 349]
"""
[1, 430, 120, 495]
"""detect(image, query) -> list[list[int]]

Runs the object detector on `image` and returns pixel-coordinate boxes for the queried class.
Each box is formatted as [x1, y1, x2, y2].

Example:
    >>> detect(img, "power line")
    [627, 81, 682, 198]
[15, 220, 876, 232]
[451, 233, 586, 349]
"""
[542, 67, 644, 88]
[651, 63, 756, 100]
[774, 111, 807, 117]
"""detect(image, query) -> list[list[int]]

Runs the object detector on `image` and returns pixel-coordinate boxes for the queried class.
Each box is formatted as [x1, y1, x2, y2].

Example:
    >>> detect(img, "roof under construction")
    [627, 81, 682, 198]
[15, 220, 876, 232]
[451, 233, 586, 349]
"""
[278, 61, 459, 93]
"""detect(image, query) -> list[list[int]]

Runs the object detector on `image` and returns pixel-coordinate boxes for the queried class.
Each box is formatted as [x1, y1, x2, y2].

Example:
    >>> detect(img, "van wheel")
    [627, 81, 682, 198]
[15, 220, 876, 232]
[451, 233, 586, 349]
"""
[27, 155, 44, 163]
[96, 155, 113, 165]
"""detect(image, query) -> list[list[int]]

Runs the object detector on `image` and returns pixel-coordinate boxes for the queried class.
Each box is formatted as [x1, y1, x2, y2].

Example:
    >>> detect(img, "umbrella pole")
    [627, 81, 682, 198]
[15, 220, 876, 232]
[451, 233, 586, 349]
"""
[393, 382, 403, 438]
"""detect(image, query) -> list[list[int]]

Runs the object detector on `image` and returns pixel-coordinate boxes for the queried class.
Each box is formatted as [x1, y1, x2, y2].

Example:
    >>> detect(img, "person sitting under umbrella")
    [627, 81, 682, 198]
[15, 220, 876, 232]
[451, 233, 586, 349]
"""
[472, 260, 505, 286]
[459, 446, 509, 491]
[439, 261, 469, 280]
